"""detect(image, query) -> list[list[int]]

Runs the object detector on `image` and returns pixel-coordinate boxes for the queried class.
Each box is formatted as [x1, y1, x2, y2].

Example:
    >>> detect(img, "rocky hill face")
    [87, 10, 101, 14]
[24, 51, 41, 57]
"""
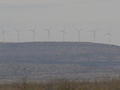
[0, 42, 120, 82]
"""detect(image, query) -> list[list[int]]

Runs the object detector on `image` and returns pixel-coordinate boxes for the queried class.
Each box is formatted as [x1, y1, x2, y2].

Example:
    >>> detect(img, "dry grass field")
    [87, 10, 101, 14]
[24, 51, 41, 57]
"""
[0, 78, 120, 90]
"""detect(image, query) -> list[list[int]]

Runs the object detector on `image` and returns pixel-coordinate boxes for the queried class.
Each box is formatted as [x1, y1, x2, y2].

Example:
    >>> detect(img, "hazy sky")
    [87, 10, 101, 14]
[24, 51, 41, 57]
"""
[0, 0, 120, 45]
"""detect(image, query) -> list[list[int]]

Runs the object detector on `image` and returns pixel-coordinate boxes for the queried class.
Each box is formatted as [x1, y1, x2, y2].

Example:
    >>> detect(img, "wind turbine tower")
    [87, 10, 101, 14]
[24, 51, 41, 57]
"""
[33, 29, 36, 41]
[28, 29, 36, 41]
[1, 30, 6, 42]
[60, 30, 66, 42]
[0, 25, 7, 42]
[15, 30, 20, 42]
[77, 29, 83, 42]
[90, 30, 97, 42]
[105, 32, 112, 43]
[45, 29, 51, 41]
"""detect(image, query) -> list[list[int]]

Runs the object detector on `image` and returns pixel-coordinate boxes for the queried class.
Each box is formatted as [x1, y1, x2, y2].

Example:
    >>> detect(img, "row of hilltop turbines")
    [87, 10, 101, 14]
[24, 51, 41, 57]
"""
[0, 24, 112, 43]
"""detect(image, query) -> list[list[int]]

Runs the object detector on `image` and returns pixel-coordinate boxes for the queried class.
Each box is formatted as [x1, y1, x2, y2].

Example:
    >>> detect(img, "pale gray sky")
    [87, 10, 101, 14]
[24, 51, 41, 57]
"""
[0, 0, 120, 45]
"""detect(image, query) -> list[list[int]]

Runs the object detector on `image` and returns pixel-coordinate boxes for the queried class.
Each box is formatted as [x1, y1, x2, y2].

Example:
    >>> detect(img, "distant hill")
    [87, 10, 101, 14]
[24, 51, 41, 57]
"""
[0, 42, 120, 82]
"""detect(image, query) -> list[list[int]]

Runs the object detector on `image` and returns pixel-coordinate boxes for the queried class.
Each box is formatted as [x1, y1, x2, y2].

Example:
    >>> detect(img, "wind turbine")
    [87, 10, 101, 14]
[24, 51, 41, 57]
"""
[0, 25, 7, 42]
[13, 27, 21, 42]
[44, 28, 51, 41]
[76, 29, 83, 42]
[32, 29, 36, 41]
[15, 30, 20, 42]
[60, 30, 66, 42]
[1, 30, 6, 42]
[89, 30, 97, 42]
[27, 28, 36, 41]
[105, 32, 112, 43]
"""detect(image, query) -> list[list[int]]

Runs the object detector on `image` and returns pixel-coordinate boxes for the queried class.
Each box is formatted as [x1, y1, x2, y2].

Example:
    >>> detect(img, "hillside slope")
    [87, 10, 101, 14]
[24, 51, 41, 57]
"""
[0, 42, 120, 82]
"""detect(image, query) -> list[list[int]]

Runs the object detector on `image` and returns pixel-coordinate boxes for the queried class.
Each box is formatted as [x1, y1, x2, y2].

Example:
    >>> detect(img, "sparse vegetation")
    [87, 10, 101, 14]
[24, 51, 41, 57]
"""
[0, 78, 120, 90]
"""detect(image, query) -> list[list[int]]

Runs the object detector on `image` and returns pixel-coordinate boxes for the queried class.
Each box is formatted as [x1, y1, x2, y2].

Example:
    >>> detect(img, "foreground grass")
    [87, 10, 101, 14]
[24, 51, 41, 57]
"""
[0, 79, 120, 90]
